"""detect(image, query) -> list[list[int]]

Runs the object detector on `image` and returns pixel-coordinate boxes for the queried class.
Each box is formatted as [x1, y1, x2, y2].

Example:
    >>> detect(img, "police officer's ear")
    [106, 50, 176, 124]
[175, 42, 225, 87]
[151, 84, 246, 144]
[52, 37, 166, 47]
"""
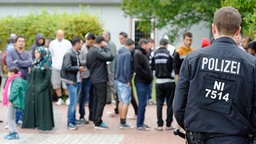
[234, 26, 241, 37]
[212, 23, 218, 38]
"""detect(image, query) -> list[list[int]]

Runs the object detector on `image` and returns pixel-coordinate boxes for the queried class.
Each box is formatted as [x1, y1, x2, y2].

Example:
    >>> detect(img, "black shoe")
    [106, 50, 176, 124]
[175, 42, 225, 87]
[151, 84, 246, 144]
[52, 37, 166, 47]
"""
[80, 118, 89, 124]
[0, 120, 3, 123]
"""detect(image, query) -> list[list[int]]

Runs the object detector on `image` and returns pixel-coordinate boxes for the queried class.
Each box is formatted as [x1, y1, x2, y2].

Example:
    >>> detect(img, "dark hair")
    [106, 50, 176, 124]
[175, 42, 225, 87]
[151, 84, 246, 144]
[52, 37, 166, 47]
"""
[125, 39, 135, 46]
[46, 38, 53, 42]
[86, 33, 96, 40]
[183, 32, 192, 39]
[14, 36, 25, 43]
[95, 36, 105, 44]
[119, 32, 128, 38]
[213, 6, 241, 35]
[148, 38, 154, 43]
[248, 41, 256, 51]
[71, 37, 82, 46]
[138, 38, 149, 47]
[159, 38, 169, 46]
[243, 36, 252, 43]
[9, 66, 19, 74]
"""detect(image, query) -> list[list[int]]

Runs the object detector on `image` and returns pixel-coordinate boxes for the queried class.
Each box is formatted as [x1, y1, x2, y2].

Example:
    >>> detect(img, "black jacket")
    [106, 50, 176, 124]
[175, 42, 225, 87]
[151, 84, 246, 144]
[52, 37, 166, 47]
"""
[151, 47, 174, 79]
[173, 37, 256, 136]
[86, 46, 113, 84]
[61, 49, 80, 85]
[134, 47, 153, 84]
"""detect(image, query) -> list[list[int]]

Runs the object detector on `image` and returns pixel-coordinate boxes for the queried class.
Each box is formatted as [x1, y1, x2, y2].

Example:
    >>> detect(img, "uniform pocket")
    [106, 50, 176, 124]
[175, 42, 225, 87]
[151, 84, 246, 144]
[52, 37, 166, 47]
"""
[198, 73, 236, 114]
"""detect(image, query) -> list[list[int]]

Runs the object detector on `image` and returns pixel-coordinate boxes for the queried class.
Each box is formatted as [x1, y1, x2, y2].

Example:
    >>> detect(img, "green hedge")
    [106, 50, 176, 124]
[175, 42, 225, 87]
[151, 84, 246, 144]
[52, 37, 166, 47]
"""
[0, 9, 104, 50]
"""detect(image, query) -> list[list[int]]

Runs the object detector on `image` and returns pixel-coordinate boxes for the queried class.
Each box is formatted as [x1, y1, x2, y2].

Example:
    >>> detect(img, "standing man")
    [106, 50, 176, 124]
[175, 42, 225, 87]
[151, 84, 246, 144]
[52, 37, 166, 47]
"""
[102, 31, 117, 104]
[151, 39, 175, 131]
[29, 33, 45, 59]
[173, 32, 194, 80]
[107, 31, 128, 117]
[173, 6, 256, 144]
[6, 36, 32, 80]
[49, 30, 71, 106]
[115, 39, 135, 129]
[79, 33, 96, 124]
[6, 36, 32, 125]
[134, 38, 153, 131]
[86, 36, 113, 129]
[61, 37, 85, 130]
[146, 38, 155, 105]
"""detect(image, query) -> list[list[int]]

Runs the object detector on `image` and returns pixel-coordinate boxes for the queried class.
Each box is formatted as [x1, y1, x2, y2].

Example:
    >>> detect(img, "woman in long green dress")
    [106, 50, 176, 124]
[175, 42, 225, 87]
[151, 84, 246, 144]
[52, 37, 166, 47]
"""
[22, 46, 54, 130]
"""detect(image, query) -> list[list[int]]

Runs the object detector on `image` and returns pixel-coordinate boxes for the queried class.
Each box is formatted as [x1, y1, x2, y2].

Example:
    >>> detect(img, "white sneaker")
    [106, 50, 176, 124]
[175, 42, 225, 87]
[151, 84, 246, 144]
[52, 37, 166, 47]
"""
[56, 98, 63, 105]
[66, 98, 70, 105]
[4, 125, 8, 129]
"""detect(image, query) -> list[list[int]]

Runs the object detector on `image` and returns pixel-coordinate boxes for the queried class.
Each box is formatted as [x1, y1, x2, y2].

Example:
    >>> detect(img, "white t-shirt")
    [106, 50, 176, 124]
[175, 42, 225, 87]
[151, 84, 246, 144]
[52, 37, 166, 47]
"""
[49, 39, 72, 70]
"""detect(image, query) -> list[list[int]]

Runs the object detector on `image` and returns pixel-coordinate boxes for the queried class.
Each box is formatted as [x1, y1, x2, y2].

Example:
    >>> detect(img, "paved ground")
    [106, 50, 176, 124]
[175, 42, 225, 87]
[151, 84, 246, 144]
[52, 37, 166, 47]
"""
[0, 102, 184, 144]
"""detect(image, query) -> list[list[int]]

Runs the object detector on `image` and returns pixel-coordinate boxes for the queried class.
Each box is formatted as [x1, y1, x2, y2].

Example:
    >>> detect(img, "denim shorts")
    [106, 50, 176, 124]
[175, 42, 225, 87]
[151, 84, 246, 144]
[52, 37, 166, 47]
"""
[115, 80, 131, 104]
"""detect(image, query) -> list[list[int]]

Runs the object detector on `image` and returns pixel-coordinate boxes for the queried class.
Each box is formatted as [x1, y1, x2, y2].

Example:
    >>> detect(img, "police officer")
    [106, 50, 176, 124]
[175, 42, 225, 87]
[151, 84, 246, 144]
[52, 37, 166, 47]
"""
[173, 6, 256, 144]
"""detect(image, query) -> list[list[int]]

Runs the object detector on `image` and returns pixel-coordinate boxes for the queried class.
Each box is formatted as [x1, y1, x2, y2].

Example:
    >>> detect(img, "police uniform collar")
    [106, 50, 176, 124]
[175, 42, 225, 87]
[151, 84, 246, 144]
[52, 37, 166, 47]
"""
[212, 37, 236, 45]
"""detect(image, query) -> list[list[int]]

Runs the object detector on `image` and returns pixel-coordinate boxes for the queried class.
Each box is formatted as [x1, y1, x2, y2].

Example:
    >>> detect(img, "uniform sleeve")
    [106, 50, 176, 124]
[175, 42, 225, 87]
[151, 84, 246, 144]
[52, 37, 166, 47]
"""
[251, 61, 256, 130]
[173, 57, 190, 129]
[173, 51, 181, 75]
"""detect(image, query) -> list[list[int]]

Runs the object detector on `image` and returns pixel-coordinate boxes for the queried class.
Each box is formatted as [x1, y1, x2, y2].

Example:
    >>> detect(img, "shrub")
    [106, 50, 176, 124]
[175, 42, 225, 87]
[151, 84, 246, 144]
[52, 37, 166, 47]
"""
[0, 9, 104, 50]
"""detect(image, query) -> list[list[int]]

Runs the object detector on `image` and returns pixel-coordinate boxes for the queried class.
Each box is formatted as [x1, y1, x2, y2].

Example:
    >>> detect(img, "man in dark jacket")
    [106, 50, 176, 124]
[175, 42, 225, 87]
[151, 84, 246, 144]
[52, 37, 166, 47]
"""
[134, 38, 153, 131]
[114, 39, 135, 129]
[61, 37, 85, 130]
[29, 33, 45, 59]
[173, 6, 256, 144]
[86, 36, 113, 129]
[151, 39, 175, 131]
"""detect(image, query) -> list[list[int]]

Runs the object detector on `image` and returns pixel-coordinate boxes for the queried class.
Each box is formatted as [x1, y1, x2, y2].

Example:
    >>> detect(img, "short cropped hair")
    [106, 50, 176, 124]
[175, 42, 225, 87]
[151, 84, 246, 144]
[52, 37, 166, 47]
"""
[138, 38, 149, 47]
[159, 39, 169, 46]
[119, 32, 128, 38]
[248, 41, 256, 51]
[71, 37, 82, 46]
[125, 39, 135, 46]
[95, 36, 105, 44]
[86, 33, 96, 40]
[213, 6, 241, 35]
[183, 32, 192, 39]
[14, 36, 25, 43]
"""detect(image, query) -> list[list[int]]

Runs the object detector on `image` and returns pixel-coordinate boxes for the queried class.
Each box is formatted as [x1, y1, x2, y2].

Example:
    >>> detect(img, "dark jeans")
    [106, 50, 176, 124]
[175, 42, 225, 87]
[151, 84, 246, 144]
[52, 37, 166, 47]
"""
[92, 82, 107, 126]
[131, 82, 138, 115]
[135, 82, 150, 127]
[156, 82, 175, 127]
[88, 84, 94, 120]
[79, 78, 91, 119]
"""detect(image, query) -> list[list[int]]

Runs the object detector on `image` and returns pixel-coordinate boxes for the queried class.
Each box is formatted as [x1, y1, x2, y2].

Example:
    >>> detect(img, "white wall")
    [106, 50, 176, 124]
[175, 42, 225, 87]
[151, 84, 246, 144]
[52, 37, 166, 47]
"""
[156, 22, 211, 49]
[0, 4, 130, 49]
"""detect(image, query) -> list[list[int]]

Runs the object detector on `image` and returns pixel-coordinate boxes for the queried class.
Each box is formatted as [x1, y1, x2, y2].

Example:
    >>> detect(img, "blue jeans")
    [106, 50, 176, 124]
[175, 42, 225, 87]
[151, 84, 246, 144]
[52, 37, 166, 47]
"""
[146, 82, 153, 100]
[79, 78, 91, 119]
[67, 83, 81, 124]
[135, 82, 150, 127]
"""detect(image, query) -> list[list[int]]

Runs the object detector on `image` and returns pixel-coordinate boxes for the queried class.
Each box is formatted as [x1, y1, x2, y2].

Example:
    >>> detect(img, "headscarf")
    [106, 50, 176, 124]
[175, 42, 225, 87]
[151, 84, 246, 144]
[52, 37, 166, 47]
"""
[33, 46, 52, 70]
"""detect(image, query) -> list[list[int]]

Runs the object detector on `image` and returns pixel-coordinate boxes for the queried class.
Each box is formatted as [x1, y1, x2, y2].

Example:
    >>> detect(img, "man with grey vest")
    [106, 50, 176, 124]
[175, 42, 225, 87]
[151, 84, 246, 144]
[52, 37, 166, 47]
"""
[78, 33, 96, 124]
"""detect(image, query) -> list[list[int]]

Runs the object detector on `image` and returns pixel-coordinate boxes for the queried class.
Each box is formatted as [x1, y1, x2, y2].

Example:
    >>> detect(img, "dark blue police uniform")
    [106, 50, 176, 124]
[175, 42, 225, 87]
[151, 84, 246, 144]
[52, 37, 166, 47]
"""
[173, 37, 256, 144]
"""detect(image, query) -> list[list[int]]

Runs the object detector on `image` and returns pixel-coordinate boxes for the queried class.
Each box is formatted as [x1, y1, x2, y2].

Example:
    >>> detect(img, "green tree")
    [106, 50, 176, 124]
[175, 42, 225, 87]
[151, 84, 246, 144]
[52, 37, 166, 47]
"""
[122, 0, 221, 42]
[0, 9, 103, 50]
[222, 0, 256, 35]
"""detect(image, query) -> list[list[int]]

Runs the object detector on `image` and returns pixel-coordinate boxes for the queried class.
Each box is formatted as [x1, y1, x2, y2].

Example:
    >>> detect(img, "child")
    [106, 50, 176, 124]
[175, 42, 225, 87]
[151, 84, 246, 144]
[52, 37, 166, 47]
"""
[2, 67, 26, 140]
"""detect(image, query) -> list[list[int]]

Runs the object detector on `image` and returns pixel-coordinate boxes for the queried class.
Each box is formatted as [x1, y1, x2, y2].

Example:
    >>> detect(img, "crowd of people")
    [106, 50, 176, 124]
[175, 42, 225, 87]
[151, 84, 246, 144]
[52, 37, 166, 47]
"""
[2, 6, 256, 143]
